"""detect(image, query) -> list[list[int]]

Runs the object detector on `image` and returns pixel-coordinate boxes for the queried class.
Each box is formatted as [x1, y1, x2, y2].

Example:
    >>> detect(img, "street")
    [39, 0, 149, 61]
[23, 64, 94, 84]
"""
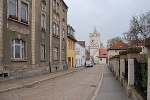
[0, 65, 103, 100]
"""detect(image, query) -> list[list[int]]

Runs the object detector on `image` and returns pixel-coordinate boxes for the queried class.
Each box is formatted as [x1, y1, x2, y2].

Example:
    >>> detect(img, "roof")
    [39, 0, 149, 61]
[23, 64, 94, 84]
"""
[130, 40, 145, 47]
[98, 49, 108, 58]
[108, 41, 129, 50]
[78, 41, 85, 47]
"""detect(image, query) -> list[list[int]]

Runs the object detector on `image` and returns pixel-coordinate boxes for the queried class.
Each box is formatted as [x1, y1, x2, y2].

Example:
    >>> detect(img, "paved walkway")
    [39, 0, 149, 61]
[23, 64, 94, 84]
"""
[96, 65, 129, 100]
[0, 67, 85, 93]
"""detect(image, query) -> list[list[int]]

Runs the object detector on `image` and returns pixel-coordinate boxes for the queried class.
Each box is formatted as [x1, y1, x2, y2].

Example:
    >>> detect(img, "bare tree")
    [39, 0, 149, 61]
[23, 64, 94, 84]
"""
[123, 11, 150, 46]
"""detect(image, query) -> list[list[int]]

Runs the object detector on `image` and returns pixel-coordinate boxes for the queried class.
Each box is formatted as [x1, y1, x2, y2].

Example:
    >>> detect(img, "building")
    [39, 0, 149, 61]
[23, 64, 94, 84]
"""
[67, 25, 77, 68]
[107, 41, 129, 66]
[50, 0, 68, 72]
[76, 41, 85, 67]
[0, 0, 68, 80]
[89, 28, 101, 64]
[98, 49, 108, 64]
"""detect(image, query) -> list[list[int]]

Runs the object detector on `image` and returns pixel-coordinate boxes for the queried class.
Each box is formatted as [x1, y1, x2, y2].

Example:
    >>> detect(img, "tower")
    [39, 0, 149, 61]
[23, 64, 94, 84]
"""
[89, 28, 101, 63]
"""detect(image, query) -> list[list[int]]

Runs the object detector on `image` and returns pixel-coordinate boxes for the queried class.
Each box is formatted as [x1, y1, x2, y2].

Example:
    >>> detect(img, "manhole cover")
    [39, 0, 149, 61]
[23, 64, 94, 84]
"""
[90, 85, 97, 87]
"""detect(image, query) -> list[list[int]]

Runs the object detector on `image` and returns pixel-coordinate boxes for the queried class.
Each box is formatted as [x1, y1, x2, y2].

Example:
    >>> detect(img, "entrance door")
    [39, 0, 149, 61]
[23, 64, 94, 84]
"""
[68, 57, 71, 67]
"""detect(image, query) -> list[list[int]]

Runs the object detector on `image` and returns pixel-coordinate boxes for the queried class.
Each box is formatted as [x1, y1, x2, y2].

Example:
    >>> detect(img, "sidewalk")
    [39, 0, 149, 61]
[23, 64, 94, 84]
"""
[95, 65, 129, 100]
[0, 66, 85, 93]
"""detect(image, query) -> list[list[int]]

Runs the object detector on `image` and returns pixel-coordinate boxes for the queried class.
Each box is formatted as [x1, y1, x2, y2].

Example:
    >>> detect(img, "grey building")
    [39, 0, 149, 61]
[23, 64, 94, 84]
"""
[0, 0, 68, 81]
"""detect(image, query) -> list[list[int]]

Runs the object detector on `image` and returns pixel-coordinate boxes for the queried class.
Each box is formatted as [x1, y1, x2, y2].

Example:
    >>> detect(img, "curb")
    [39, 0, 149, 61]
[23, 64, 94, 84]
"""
[0, 67, 85, 94]
[91, 66, 104, 100]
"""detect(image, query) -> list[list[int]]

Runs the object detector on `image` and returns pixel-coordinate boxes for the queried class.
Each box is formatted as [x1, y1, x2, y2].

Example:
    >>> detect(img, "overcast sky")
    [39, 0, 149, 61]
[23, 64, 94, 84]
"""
[64, 0, 150, 47]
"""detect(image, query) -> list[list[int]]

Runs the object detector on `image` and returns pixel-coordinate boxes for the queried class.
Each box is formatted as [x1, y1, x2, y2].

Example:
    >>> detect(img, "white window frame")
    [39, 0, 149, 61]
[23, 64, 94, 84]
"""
[53, 0, 56, 10]
[9, 0, 18, 17]
[56, 3, 59, 13]
[53, 22, 56, 34]
[62, 29, 65, 38]
[53, 47, 58, 60]
[56, 24, 59, 35]
[12, 39, 25, 59]
[41, 44, 46, 60]
[41, 14, 46, 28]
[21, 2, 28, 21]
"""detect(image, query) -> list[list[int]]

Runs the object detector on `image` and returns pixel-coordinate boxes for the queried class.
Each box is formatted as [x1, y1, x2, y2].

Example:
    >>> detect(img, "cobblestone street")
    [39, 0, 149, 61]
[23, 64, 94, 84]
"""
[0, 65, 103, 100]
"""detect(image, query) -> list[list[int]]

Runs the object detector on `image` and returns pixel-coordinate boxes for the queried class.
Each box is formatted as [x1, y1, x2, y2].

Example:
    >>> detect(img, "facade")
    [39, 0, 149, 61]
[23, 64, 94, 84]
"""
[76, 41, 85, 67]
[50, 0, 68, 72]
[89, 28, 101, 64]
[0, 0, 68, 80]
[98, 49, 108, 64]
[67, 25, 77, 68]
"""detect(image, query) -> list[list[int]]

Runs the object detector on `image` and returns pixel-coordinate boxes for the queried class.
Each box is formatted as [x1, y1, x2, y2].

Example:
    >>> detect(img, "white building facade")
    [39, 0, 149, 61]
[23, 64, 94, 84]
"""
[89, 28, 101, 64]
[76, 42, 85, 67]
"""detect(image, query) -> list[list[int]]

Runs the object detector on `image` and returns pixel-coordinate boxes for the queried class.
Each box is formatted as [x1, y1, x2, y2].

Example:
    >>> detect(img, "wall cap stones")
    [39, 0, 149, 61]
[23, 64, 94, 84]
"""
[119, 51, 127, 55]
[127, 47, 142, 53]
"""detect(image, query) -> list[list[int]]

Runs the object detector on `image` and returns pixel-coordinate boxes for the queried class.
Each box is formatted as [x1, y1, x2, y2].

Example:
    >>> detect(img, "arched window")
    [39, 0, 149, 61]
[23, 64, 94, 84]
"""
[12, 39, 25, 59]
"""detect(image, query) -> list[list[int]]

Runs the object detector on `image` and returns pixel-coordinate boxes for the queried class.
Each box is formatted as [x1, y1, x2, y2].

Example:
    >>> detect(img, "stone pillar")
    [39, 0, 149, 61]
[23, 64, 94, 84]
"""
[114, 55, 120, 79]
[0, 0, 3, 73]
[126, 47, 142, 97]
[145, 38, 150, 100]
[119, 51, 127, 83]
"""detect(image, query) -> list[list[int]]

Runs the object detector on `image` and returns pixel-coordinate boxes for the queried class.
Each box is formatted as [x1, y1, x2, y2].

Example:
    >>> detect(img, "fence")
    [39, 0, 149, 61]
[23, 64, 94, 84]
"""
[124, 59, 128, 81]
[134, 58, 147, 100]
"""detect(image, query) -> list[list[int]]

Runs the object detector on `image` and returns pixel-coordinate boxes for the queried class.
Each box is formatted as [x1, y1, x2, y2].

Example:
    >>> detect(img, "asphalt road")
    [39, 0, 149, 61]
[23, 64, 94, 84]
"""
[0, 65, 103, 100]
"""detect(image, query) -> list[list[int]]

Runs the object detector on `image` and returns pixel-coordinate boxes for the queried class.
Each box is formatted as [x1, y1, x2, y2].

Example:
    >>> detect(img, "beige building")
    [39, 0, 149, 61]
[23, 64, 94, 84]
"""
[0, 0, 68, 80]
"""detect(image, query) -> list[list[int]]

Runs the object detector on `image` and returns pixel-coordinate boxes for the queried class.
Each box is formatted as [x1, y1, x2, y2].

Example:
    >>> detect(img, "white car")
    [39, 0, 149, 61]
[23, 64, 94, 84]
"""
[86, 60, 93, 67]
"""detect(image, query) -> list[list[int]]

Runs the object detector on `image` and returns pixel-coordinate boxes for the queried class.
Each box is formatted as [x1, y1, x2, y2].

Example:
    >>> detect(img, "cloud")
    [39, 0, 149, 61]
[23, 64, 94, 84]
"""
[64, 0, 150, 47]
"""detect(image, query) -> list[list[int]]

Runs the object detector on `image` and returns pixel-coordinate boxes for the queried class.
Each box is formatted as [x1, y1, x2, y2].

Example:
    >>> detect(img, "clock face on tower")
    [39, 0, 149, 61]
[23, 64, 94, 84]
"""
[91, 40, 97, 44]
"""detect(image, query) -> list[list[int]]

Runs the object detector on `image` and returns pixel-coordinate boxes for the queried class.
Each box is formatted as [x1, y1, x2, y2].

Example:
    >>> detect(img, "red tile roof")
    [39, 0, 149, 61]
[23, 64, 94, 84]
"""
[130, 40, 145, 47]
[98, 49, 108, 58]
[78, 41, 85, 47]
[108, 41, 129, 50]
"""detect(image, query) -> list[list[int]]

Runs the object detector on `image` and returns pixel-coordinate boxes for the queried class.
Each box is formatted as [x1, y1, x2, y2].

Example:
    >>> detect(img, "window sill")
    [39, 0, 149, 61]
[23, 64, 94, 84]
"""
[8, 17, 29, 26]
[53, 59, 59, 61]
[11, 59, 27, 62]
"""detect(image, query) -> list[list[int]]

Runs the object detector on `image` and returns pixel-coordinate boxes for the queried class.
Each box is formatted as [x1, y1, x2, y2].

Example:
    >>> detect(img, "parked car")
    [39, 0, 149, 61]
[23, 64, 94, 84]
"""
[86, 60, 94, 67]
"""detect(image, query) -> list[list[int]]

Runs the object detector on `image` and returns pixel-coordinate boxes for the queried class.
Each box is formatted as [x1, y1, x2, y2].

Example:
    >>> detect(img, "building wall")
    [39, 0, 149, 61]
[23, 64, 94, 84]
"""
[0, 0, 3, 72]
[99, 58, 107, 64]
[1, 0, 68, 80]
[76, 42, 85, 67]
[67, 38, 76, 68]
[50, 0, 68, 72]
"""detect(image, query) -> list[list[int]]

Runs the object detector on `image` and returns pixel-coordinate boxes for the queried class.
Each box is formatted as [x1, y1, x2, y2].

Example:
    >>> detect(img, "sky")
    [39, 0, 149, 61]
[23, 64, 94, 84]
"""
[64, 0, 150, 47]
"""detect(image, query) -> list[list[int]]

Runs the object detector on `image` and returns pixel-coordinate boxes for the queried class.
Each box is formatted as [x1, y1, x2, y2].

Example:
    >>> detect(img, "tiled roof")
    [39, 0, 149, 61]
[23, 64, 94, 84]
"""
[108, 41, 129, 50]
[78, 41, 85, 47]
[130, 40, 145, 47]
[98, 49, 108, 58]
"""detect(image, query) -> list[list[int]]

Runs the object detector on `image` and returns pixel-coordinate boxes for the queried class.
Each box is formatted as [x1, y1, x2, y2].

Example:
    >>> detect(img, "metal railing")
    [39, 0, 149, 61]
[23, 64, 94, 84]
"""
[134, 58, 147, 100]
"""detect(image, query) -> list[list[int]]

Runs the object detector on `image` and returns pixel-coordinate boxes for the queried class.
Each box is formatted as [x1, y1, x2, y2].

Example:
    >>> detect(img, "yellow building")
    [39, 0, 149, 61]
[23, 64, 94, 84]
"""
[67, 25, 77, 68]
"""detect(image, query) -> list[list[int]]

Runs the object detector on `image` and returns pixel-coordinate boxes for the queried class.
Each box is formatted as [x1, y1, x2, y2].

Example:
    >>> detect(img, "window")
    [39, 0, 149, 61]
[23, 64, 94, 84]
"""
[53, 47, 58, 60]
[53, 0, 56, 10]
[41, 14, 45, 28]
[21, 2, 28, 21]
[62, 29, 65, 38]
[67, 27, 69, 33]
[56, 24, 59, 35]
[53, 22, 56, 34]
[9, 0, 17, 17]
[12, 39, 25, 59]
[41, 44, 46, 60]
[62, 9, 65, 18]
[62, 49, 65, 60]
[56, 3, 59, 13]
